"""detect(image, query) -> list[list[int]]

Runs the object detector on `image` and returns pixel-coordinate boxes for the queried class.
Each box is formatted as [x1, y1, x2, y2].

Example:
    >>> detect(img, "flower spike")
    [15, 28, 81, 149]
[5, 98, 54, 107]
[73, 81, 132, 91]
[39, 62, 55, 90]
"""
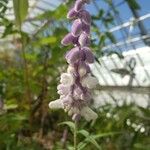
[49, 0, 98, 121]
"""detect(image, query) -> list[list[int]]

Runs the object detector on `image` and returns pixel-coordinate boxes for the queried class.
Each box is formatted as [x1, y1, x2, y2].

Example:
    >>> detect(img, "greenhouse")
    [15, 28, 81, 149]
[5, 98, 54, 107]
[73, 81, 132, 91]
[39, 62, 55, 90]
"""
[0, 0, 149, 149]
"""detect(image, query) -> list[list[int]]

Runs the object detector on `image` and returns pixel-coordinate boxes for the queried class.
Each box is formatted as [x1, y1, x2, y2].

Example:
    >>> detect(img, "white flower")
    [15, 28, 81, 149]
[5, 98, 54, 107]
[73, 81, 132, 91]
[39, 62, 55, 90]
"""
[57, 84, 70, 95]
[60, 73, 74, 86]
[80, 106, 98, 121]
[60, 95, 65, 99]
[78, 67, 87, 77]
[49, 99, 63, 109]
[67, 66, 75, 74]
[67, 65, 87, 77]
[81, 74, 98, 89]
[68, 107, 80, 116]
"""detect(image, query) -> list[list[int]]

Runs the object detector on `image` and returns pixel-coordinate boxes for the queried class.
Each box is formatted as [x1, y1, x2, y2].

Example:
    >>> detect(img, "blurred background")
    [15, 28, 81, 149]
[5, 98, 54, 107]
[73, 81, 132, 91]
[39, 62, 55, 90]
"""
[0, 0, 149, 149]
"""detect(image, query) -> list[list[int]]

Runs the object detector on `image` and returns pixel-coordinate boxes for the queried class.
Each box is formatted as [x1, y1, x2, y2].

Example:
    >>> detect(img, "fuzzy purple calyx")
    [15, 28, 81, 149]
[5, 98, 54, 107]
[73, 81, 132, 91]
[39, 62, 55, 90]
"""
[67, 8, 78, 19]
[61, 33, 78, 46]
[71, 19, 83, 37]
[78, 32, 90, 47]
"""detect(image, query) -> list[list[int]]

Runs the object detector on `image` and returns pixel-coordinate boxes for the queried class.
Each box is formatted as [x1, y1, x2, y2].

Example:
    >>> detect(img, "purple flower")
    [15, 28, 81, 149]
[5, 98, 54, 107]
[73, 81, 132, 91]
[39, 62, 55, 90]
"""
[78, 61, 90, 76]
[82, 47, 94, 63]
[57, 84, 70, 95]
[74, 0, 85, 12]
[71, 19, 82, 37]
[67, 8, 78, 19]
[78, 32, 90, 47]
[80, 10, 91, 25]
[61, 33, 78, 46]
[49, 0, 98, 121]
[65, 47, 85, 64]
[82, 22, 90, 34]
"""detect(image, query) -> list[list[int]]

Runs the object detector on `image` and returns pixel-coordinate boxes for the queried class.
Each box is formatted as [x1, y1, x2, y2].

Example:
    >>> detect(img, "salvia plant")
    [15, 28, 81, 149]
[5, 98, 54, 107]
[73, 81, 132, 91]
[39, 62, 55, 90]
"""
[49, 0, 99, 149]
[49, 0, 98, 122]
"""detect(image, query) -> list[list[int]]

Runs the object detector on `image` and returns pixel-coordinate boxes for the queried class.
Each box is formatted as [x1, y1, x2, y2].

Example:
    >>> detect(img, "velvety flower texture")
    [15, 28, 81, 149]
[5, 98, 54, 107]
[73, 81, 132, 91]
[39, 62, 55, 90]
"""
[49, 0, 98, 121]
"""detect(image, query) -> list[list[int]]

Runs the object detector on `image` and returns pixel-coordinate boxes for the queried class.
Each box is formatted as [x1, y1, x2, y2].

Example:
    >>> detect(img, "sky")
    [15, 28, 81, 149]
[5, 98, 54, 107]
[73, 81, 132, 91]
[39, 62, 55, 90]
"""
[86, 0, 150, 32]
[84, 0, 150, 51]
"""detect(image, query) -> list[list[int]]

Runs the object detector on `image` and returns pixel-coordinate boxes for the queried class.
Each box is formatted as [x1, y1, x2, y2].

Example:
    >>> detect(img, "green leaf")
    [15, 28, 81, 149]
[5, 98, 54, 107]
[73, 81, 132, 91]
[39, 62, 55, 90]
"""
[13, 0, 29, 26]
[92, 9, 104, 20]
[0, 0, 8, 14]
[34, 4, 67, 21]
[78, 142, 88, 150]
[126, 0, 140, 10]
[78, 130, 89, 137]
[99, 34, 106, 46]
[85, 136, 101, 150]
[68, 146, 74, 150]
[134, 143, 150, 150]
[32, 36, 57, 46]
[58, 121, 75, 133]
[4, 104, 18, 110]
[78, 131, 120, 150]
[105, 32, 116, 43]
[78, 130, 101, 150]
[92, 131, 121, 139]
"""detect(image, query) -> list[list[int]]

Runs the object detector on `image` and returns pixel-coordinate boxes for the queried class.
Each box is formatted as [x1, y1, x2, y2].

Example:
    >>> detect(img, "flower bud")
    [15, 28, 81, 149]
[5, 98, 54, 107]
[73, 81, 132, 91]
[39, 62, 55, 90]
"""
[73, 87, 83, 100]
[81, 74, 98, 89]
[80, 10, 91, 25]
[82, 47, 94, 63]
[82, 23, 90, 34]
[80, 106, 98, 121]
[49, 99, 63, 109]
[81, 91, 92, 102]
[62, 95, 73, 107]
[67, 65, 75, 74]
[61, 33, 77, 46]
[65, 47, 84, 64]
[57, 84, 70, 95]
[68, 108, 79, 116]
[67, 8, 78, 19]
[71, 19, 82, 37]
[78, 61, 90, 77]
[60, 73, 74, 86]
[74, 0, 84, 12]
[78, 32, 90, 47]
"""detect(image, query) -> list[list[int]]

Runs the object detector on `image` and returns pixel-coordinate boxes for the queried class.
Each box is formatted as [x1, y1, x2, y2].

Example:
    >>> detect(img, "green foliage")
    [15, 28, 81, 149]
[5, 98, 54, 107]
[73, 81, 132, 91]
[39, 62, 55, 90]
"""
[92, 9, 104, 20]
[126, 0, 141, 10]
[77, 130, 101, 150]
[59, 121, 75, 133]
[35, 5, 68, 21]
[13, 0, 29, 26]
[0, 0, 8, 14]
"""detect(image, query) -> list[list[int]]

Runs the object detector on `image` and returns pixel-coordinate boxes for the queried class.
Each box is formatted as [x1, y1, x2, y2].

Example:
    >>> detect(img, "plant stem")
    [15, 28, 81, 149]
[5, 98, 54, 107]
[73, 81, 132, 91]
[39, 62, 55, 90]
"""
[19, 24, 31, 108]
[74, 120, 78, 150]
[21, 36, 31, 106]
[20, 30, 32, 127]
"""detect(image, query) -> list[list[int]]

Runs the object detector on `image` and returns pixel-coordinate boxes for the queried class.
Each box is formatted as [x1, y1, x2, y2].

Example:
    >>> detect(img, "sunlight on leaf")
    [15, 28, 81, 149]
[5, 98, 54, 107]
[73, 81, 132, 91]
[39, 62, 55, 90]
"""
[13, 0, 29, 27]
[32, 36, 57, 47]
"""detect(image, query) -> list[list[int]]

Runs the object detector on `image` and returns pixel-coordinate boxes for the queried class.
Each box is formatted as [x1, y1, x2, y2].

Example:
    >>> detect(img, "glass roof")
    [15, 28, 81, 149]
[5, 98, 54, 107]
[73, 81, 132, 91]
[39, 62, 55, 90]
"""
[0, 0, 62, 35]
